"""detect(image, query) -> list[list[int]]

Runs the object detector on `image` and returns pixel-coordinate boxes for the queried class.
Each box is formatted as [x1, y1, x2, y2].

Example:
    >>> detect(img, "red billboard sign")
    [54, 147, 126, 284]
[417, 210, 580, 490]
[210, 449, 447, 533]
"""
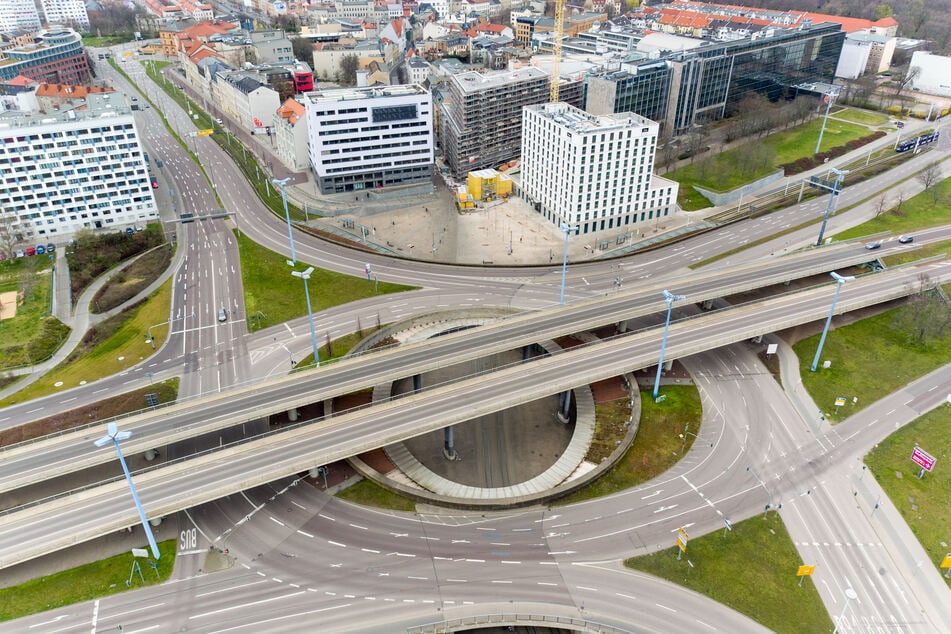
[911, 446, 936, 472]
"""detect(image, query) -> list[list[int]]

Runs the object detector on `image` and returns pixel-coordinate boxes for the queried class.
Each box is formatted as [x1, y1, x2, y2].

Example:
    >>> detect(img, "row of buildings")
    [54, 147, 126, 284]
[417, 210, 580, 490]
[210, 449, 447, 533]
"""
[0, 0, 89, 33]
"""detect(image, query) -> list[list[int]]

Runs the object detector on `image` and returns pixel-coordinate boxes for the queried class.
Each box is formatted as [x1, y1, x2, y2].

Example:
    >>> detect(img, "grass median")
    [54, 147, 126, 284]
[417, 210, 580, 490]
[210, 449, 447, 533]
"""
[237, 231, 416, 331]
[865, 404, 951, 588]
[0, 540, 176, 621]
[625, 513, 833, 633]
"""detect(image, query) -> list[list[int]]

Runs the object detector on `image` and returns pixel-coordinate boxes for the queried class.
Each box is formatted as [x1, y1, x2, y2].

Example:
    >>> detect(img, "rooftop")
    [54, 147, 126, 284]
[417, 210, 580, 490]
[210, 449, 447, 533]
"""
[451, 66, 548, 93]
[0, 92, 132, 129]
[305, 83, 428, 104]
[527, 101, 654, 134]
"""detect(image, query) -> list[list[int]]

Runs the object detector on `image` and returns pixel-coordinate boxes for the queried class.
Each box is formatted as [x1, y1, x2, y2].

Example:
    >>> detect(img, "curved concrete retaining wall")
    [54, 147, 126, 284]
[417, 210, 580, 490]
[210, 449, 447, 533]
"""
[694, 168, 784, 206]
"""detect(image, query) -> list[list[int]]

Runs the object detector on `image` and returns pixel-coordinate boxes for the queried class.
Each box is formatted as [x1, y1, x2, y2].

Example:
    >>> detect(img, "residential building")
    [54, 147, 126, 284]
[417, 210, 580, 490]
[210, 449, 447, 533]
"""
[0, 92, 158, 239]
[437, 65, 582, 178]
[40, 0, 90, 30]
[273, 97, 308, 171]
[0, 28, 91, 85]
[835, 31, 896, 78]
[249, 29, 294, 64]
[214, 72, 281, 131]
[304, 83, 434, 193]
[0, 0, 41, 33]
[519, 102, 677, 236]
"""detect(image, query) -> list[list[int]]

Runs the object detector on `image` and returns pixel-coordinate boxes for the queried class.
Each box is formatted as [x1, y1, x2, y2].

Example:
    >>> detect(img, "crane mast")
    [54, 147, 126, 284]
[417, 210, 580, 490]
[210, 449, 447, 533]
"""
[550, 0, 565, 102]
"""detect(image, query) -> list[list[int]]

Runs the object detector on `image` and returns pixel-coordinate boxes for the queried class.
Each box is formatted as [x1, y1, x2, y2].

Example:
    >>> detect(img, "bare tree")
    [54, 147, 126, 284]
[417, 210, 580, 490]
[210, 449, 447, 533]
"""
[894, 65, 922, 99]
[916, 162, 942, 204]
[891, 190, 906, 216]
[291, 37, 315, 65]
[873, 192, 889, 217]
[338, 54, 359, 85]
[892, 274, 951, 346]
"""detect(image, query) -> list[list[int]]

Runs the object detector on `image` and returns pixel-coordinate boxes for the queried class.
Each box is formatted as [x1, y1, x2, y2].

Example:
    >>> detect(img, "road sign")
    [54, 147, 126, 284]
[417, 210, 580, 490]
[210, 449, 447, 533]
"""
[797, 565, 816, 576]
[678, 527, 689, 542]
[834, 397, 846, 407]
[676, 535, 687, 552]
[197, 129, 214, 136]
[940, 554, 951, 569]
[911, 446, 937, 472]
[131, 548, 149, 558]
[723, 518, 733, 531]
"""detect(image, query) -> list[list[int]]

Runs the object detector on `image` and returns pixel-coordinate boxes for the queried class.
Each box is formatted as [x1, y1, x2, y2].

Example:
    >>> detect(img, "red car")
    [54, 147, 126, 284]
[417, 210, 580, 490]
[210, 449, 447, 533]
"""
[26, 246, 36, 256]
[151, 179, 159, 189]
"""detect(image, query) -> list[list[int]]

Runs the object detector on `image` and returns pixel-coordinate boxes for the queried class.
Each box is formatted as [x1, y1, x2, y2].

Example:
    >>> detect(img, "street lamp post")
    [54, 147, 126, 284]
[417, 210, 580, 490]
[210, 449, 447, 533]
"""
[815, 168, 849, 247]
[653, 289, 685, 399]
[833, 588, 858, 634]
[558, 222, 578, 305]
[810, 272, 855, 372]
[272, 177, 295, 265]
[93, 423, 160, 560]
[291, 266, 320, 367]
[815, 86, 840, 155]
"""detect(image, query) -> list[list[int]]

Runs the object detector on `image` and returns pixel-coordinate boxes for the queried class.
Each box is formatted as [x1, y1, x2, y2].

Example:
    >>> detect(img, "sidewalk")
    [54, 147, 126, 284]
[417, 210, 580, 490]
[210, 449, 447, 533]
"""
[0, 233, 187, 399]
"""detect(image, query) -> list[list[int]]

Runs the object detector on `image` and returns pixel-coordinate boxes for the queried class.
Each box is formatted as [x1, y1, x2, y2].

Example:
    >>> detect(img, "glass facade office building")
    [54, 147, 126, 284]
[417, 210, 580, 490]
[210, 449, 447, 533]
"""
[584, 22, 845, 133]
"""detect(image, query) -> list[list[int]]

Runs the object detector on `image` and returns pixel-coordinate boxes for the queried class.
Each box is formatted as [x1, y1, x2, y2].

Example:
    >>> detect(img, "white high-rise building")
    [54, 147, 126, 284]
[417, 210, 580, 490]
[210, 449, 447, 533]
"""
[0, 93, 158, 239]
[304, 84, 434, 194]
[520, 102, 678, 236]
[41, 0, 90, 30]
[0, 0, 41, 32]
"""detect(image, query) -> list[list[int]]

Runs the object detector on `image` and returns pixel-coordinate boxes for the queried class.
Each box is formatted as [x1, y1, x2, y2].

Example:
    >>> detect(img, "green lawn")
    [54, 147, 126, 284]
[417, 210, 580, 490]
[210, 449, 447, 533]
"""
[0, 257, 69, 369]
[670, 118, 873, 204]
[830, 107, 890, 126]
[1, 278, 172, 406]
[336, 478, 417, 512]
[865, 405, 951, 588]
[557, 385, 702, 505]
[833, 172, 951, 243]
[793, 305, 951, 422]
[0, 540, 176, 621]
[237, 231, 416, 331]
[625, 513, 832, 634]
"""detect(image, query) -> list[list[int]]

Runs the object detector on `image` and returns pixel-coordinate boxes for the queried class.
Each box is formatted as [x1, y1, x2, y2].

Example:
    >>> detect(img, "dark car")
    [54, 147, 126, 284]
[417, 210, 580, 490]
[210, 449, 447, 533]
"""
[126, 227, 135, 236]
[865, 241, 882, 250]
[47, 243, 55, 253]
[898, 235, 914, 244]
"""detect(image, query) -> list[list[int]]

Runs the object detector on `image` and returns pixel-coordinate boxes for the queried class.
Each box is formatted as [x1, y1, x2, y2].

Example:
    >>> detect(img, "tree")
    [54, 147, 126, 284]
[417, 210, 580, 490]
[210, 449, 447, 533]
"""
[291, 37, 315, 65]
[916, 162, 942, 204]
[892, 274, 951, 347]
[894, 65, 921, 98]
[890, 190, 906, 216]
[873, 192, 889, 217]
[874, 3, 893, 19]
[338, 54, 359, 85]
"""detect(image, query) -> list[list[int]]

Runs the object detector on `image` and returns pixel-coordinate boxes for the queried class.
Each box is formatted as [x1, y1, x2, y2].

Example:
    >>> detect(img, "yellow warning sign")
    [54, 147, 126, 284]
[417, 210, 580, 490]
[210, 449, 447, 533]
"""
[676, 535, 687, 552]
[940, 554, 951, 569]
[797, 565, 816, 576]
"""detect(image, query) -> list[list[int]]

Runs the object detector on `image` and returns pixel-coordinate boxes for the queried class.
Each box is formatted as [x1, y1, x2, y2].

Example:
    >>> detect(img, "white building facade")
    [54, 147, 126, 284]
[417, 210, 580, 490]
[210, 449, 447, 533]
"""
[909, 51, 951, 97]
[520, 102, 678, 236]
[41, 0, 90, 30]
[0, 0, 41, 32]
[304, 84, 434, 194]
[0, 93, 157, 239]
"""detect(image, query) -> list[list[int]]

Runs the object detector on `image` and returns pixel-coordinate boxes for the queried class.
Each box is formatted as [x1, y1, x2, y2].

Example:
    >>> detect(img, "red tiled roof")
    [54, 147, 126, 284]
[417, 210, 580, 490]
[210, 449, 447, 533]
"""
[277, 98, 304, 125]
[36, 83, 116, 98]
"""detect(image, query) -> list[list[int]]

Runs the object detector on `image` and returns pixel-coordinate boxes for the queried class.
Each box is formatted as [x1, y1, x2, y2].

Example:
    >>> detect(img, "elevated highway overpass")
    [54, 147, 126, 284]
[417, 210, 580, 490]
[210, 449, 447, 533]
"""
[0, 242, 898, 496]
[1, 258, 948, 570]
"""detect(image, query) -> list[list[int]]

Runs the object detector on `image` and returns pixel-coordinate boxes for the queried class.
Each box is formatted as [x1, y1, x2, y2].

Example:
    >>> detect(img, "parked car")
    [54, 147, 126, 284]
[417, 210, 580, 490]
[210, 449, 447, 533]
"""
[151, 178, 159, 189]
[26, 246, 35, 256]
[15, 249, 24, 258]
[36, 244, 45, 255]
[865, 241, 882, 250]
[47, 243, 56, 253]
[155, 158, 164, 168]
[898, 235, 914, 244]
[126, 227, 135, 236]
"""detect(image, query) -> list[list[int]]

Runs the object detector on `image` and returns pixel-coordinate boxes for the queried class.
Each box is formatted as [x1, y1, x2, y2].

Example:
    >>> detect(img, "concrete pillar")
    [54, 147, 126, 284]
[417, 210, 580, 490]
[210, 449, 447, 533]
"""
[522, 344, 532, 362]
[617, 320, 628, 333]
[557, 390, 572, 424]
[443, 427, 458, 461]
[664, 359, 673, 371]
[287, 408, 299, 422]
[413, 374, 422, 393]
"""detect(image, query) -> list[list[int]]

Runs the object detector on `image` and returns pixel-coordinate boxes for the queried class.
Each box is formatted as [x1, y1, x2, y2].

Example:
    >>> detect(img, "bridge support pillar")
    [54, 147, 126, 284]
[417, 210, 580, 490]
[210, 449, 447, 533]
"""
[701, 299, 713, 310]
[287, 408, 299, 422]
[413, 374, 422, 393]
[522, 344, 532, 362]
[664, 359, 673, 371]
[443, 427, 458, 461]
[557, 389, 573, 424]
[617, 320, 628, 333]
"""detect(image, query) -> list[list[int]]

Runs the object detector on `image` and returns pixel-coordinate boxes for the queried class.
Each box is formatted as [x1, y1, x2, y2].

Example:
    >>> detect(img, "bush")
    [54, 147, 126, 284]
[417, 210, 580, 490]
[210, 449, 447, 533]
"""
[780, 131, 887, 175]
[67, 224, 164, 303]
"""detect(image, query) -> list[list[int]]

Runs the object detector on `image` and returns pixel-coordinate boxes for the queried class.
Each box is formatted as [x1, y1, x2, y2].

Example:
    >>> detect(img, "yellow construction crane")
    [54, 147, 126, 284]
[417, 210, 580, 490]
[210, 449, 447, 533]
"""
[550, 0, 565, 102]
